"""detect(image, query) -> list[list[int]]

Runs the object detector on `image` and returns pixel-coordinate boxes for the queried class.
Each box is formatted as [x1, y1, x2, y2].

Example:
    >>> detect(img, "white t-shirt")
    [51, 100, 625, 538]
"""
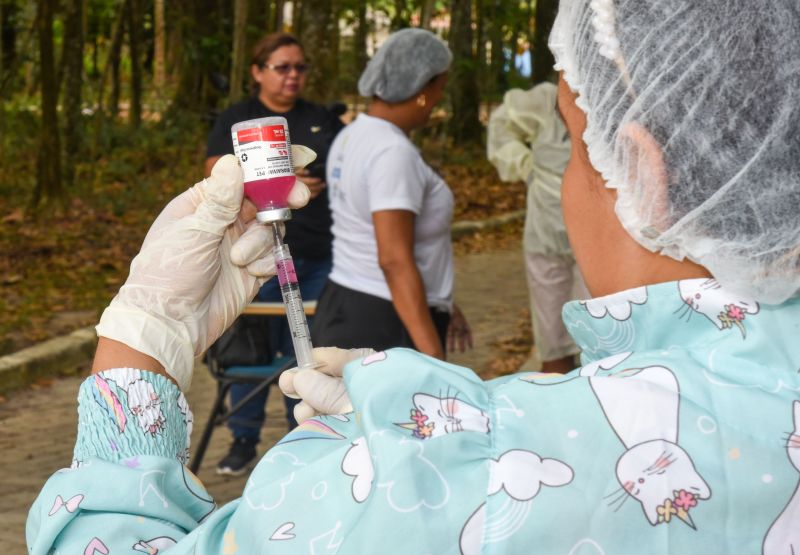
[326, 114, 454, 310]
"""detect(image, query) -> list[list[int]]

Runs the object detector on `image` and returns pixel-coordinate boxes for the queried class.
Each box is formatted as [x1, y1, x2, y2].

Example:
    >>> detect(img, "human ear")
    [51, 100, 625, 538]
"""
[250, 64, 263, 85]
[618, 121, 670, 234]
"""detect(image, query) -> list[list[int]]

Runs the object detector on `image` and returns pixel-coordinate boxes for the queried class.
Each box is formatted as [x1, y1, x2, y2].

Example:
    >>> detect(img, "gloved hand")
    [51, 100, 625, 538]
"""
[95, 151, 313, 391]
[279, 347, 375, 423]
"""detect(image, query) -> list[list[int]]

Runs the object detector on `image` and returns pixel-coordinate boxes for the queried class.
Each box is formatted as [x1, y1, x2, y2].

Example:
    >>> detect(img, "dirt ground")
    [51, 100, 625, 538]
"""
[0, 243, 533, 552]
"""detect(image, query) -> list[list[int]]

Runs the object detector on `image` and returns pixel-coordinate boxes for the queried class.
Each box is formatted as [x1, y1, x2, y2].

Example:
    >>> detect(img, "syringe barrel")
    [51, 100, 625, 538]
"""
[273, 242, 317, 369]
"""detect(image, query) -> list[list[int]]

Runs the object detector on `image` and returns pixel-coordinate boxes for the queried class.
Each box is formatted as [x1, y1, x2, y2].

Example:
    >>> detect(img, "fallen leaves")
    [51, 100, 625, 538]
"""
[0, 199, 145, 355]
[422, 140, 527, 222]
[2, 209, 24, 224]
[483, 308, 533, 379]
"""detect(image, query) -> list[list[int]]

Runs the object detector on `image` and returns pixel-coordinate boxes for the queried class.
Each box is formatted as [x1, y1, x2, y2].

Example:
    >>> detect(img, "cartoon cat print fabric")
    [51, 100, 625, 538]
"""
[395, 393, 490, 439]
[763, 401, 800, 553]
[28, 280, 800, 554]
[581, 361, 711, 528]
[677, 278, 760, 337]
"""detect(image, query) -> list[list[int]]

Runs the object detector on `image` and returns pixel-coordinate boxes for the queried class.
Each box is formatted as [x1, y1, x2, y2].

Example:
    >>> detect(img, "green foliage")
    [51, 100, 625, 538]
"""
[0, 104, 204, 213]
[0, 106, 207, 356]
[0, 0, 558, 355]
[0, 104, 39, 207]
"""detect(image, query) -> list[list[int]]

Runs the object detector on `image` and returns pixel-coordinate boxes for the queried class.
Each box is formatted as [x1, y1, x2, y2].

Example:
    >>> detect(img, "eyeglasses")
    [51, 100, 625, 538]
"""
[263, 63, 309, 75]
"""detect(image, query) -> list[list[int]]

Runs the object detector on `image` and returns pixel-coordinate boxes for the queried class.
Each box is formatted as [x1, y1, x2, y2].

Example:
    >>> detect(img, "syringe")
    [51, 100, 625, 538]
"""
[271, 223, 318, 370]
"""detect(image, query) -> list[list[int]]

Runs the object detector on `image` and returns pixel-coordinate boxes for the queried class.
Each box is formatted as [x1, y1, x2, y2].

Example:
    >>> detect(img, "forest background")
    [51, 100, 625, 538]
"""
[0, 0, 556, 362]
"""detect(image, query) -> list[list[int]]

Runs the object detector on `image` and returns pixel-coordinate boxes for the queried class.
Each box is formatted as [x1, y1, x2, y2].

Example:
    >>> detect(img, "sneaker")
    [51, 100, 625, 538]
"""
[216, 437, 258, 476]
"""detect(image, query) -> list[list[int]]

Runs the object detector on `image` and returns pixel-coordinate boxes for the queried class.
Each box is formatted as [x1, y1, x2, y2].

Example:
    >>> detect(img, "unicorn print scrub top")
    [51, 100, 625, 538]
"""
[27, 279, 800, 554]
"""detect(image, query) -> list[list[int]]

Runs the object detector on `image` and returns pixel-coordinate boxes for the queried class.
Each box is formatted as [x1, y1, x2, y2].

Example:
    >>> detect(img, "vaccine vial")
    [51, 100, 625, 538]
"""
[231, 116, 295, 223]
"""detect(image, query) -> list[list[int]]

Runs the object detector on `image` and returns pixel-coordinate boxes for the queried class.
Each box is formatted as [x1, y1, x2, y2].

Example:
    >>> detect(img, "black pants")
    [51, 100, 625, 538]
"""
[311, 280, 450, 354]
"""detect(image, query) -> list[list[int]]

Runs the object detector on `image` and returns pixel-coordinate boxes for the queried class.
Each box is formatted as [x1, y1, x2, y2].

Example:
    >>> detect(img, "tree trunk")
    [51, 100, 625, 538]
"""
[166, 0, 182, 84]
[269, 0, 285, 31]
[127, 0, 142, 126]
[302, 0, 338, 103]
[1, 0, 21, 82]
[90, 34, 99, 78]
[277, 0, 286, 30]
[61, 0, 84, 187]
[2, 3, 37, 97]
[293, 0, 305, 36]
[266, 0, 275, 31]
[488, 0, 506, 96]
[354, 0, 368, 71]
[101, 0, 126, 118]
[475, 0, 485, 91]
[229, 0, 248, 103]
[171, 0, 202, 112]
[391, 0, 408, 30]
[169, 0, 224, 115]
[532, 0, 557, 84]
[447, 0, 482, 144]
[0, 1, 5, 80]
[351, 0, 368, 111]
[153, 0, 165, 91]
[34, 0, 62, 206]
[419, 0, 434, 29]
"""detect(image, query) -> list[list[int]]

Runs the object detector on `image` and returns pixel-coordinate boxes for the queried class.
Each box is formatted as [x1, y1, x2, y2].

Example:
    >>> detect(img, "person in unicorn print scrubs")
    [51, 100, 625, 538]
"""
[28, 1, 800, 553]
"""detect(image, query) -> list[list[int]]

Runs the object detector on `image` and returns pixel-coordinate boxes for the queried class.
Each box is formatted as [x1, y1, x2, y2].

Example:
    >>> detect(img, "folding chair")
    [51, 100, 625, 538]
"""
[188, 301, 315, 474]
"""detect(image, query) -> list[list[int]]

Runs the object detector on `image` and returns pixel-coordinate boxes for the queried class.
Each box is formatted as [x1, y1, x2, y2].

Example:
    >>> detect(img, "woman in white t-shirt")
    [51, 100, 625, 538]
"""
[312, 29, 471, 360]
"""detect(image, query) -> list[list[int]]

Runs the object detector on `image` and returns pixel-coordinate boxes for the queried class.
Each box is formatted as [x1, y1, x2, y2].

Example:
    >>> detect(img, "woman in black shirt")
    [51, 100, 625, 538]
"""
[205, 32, 343, 476]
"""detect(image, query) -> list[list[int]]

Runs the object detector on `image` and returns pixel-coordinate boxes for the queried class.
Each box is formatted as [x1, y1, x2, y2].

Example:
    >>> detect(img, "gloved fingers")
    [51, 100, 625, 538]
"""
[312, 347, 376, 377]
[293, 401, 319, 424]
[230, 220, 275, 267]
[286, 178, 311, 209]
[291, 144, 317, 170]
[245, 256, 277, 278]
[139, 186, 201, 248]
[193, 155, 244, 228]
[292, 368, 339, 398]
[198, 234, 255, 354]
[278, 368, 300, 399]
[292, 368, 352, 414]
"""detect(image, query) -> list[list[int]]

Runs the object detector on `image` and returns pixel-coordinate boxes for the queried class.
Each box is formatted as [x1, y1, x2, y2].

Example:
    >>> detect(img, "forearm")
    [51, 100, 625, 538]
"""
[92, 337, 174, 383]
[382, 260, 444, 359]
[372, 210, 442, 358]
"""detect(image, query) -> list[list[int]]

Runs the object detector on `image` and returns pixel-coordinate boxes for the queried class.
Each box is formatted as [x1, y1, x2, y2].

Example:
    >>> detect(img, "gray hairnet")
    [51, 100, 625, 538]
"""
[550, 0, 800, 303]
[358, 28, 452, 103]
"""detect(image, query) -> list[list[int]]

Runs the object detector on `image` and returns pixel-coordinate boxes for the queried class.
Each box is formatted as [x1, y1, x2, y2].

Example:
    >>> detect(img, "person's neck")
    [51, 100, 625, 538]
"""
[258, 93, 296, 113]
[367, 100, 417, 135]
[589, 244, 712, 298]
[569, 192, 712, 297]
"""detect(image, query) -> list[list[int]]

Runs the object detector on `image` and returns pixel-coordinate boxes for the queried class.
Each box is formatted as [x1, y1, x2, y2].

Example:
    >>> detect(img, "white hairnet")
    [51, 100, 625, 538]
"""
[358, 28, 452, 103]
[550, 0, 800, 303]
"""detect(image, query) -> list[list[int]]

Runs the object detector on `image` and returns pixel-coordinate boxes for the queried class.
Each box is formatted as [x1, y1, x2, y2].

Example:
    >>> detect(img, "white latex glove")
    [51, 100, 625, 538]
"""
[291, 144, 317, 169]
[279, 347, 375, 423]
[96, 153, 312, 391]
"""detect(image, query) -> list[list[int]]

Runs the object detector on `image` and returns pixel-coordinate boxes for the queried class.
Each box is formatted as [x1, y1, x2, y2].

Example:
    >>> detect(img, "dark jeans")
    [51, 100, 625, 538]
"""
[227, 256, 332, 441]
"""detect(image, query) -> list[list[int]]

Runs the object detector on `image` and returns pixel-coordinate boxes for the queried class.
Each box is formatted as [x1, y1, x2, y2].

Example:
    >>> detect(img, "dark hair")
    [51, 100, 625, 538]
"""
[249, 33, 304, 95]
